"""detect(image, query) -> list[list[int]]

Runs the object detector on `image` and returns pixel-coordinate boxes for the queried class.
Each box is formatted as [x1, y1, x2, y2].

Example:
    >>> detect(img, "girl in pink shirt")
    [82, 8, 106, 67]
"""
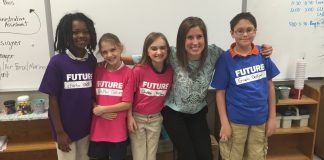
[128, 32, 173, 160]
[89, 33, 133, 160]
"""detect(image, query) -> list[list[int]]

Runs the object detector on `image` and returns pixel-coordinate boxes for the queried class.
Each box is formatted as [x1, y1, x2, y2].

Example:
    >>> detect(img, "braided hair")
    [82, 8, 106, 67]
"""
[54, 12, 97, 54]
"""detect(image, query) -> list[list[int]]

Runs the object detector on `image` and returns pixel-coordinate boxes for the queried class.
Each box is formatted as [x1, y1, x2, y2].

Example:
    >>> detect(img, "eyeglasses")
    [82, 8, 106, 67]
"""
[234, 28, 256, 35]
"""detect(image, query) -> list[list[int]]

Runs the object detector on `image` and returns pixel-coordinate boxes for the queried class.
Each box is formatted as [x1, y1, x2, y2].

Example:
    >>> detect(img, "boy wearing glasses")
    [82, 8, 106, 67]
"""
[210, 12, 280, 160]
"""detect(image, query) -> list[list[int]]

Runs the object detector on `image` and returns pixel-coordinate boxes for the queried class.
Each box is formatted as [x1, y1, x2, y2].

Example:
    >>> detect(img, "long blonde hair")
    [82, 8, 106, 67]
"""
[139, 32, 170, 66]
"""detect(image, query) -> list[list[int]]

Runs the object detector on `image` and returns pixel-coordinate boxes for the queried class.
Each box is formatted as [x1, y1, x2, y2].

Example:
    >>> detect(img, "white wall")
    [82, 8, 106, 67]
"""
[50, 0, 242, 61]
[247, 0, 324, 80]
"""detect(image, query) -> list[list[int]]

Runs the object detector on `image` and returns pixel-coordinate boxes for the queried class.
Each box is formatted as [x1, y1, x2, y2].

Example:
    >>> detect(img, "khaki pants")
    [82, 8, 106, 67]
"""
[129, 112, 163, 160]
[220, 123, 268, 160]
[56, 135, 89, 160]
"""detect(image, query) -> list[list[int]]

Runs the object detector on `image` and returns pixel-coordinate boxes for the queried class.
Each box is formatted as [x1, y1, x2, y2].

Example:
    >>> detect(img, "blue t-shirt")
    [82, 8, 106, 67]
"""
[211, 45, 280, 125]
[39, 52, 97, 141]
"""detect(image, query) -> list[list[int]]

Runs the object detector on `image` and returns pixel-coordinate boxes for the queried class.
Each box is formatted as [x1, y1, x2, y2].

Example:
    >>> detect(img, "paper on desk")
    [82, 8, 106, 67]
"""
[0, 136, 8, 152]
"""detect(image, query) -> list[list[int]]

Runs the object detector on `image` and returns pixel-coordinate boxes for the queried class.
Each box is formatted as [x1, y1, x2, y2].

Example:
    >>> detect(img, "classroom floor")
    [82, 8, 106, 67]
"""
[314, 155, 322, 160]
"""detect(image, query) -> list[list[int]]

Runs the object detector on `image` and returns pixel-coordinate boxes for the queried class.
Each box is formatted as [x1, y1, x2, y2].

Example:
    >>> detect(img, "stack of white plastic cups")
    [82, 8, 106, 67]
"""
[294, 59, 306, 99]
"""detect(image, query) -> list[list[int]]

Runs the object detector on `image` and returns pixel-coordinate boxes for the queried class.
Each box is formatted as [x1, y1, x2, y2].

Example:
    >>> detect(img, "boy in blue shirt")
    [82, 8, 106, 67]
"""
[211, 12, 280, 160]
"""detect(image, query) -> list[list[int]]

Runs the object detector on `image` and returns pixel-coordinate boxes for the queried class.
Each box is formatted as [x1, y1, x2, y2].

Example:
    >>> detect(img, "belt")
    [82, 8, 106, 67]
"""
[133, 112, 161, 119]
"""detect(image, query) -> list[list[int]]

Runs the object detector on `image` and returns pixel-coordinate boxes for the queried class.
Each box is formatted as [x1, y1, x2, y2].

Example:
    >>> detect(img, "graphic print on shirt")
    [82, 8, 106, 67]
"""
[235, 64, 266, 85]
[96, 81, 123, 96]
[64, 73, 93, 89]
[140, 81, 169, 97]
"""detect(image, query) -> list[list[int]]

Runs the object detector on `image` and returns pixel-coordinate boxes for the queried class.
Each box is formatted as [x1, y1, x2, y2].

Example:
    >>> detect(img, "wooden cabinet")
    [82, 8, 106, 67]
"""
[0, 114, 177, 160]
[0, 117, 57, 160]
[303, 81, 324, 159]
[267, 85, 320, 160]
[314, 84, 324, 159]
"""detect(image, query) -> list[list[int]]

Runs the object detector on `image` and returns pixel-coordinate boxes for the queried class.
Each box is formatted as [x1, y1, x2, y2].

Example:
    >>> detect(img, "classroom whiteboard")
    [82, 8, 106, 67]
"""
[0, 0, 53, 91]
[50, 0, 242, 61]
[247, 0, 324, 80]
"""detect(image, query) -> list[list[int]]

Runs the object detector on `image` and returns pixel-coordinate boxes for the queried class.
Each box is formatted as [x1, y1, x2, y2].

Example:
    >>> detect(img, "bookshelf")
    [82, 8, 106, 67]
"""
[268, 85, 320, 160]
[0, 113, 57, 160]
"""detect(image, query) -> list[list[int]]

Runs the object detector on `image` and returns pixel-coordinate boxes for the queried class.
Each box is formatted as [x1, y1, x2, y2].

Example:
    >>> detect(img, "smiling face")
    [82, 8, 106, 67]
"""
[185, 26, 205, 60]
[100, 40, 122, 69]
[71, 20, 90, 52]
[231, 19, 256, 48]
[147, 37, 168, 69]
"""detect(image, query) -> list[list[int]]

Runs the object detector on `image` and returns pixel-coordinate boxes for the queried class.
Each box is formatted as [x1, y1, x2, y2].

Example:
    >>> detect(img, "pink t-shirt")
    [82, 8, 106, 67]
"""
[90, 64, 133, 142]
[132, 64, 173, 115]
